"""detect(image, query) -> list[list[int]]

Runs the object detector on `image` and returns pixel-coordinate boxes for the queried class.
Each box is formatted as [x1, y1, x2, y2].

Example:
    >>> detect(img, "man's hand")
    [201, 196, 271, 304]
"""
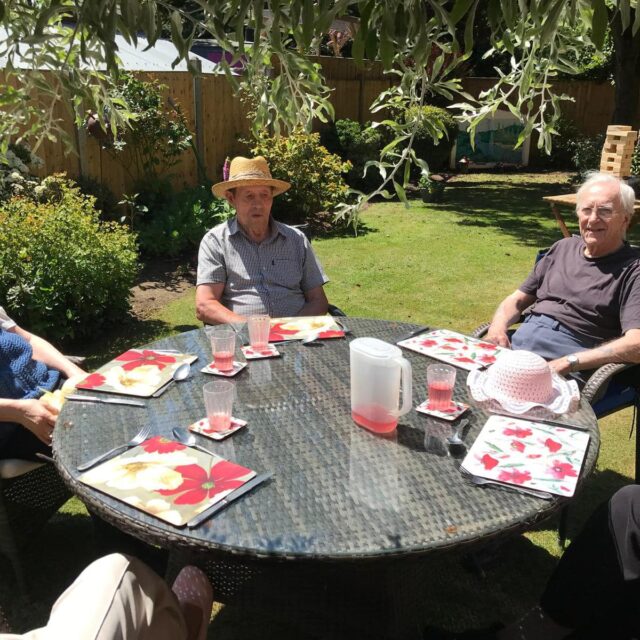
[18, 399, 58, 444]
[484, 326, 511, 348]
[548, 357, 571, 376]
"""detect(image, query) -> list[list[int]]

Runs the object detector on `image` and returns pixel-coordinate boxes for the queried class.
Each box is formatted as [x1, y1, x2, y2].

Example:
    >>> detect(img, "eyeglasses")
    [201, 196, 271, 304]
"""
[577, 206, 620, 219]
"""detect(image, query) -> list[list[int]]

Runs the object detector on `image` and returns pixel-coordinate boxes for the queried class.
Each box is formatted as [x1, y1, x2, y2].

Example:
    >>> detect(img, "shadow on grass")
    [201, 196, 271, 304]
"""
[436, 179, 577, 250]
[0, 509, 96, 633]
[66, 315, 200, 369]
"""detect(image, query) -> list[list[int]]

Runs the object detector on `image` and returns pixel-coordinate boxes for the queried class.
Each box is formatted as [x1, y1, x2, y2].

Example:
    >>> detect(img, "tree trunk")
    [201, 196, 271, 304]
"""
[611, 11, 640, 127]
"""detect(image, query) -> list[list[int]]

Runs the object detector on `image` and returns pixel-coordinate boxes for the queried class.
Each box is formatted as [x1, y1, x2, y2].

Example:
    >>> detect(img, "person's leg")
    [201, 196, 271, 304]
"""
[18, 554, 189, 640]
[537, 485, 640, 639]
[0, 422, 51, 461]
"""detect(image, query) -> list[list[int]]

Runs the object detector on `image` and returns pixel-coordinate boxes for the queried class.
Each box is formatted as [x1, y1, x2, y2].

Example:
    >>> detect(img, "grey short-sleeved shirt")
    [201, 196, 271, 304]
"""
[519, 236, 640, 342]
[197, 217, 329, 317]
[0, 306, 16, 331]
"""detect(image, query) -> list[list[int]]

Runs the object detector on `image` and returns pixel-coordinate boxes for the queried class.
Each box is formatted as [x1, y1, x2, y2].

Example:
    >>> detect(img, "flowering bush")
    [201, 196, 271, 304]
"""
[0, 177, 138, 341]
[251, 129, 352, 223]
[0, 142, 44, 202]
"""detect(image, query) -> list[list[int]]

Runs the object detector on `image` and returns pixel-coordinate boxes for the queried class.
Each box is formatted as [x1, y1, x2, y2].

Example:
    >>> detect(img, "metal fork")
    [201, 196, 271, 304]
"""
[77, 424, 152, 471]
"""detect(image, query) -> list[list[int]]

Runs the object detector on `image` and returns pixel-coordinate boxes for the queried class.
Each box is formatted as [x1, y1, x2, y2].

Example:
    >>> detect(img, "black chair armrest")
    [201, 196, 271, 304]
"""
[581, 362, 636, 405]
[328, 304, 346, 317]
[470, 322, 491, 339]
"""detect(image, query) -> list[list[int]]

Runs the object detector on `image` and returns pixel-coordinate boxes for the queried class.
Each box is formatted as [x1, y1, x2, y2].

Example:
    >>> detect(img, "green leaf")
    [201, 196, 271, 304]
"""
[302, 0, 314, 47]
[591, 0, 608, 50]
[393, 180, 407, 204]
[450, 0, 475, 25]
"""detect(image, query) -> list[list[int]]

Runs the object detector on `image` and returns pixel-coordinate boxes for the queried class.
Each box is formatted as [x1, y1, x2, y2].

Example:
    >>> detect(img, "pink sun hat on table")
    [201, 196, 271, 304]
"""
[467, 349, 579, 414]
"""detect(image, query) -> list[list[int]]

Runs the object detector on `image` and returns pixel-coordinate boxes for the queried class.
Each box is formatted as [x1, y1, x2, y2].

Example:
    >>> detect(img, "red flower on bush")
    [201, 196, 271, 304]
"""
[549, 460, 577, 480]
[481, 454, 499, 470]
[141, 436, 186, 454]
[503, 427, 532, 438]
[511, 440, 525, 453]
[77, 372, 107, 389]
[159, 461, 248, 505]
[544, 438, 562, 453]
[420, 339, 438, 348]
[498, 469, 532, 485]
[115, 350, 176, 371]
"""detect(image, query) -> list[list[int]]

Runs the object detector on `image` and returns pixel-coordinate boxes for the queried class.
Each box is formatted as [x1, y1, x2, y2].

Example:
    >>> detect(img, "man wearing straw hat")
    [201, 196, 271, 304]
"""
[196, 156, 329, 324]
[484, 171, 640, 378]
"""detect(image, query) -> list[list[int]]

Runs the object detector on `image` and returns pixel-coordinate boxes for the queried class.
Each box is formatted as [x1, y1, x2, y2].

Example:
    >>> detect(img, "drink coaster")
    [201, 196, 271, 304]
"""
[241, 344, 281, 360]
[416, 400, 469, 421]
[201, 361, 247, 377]
[189, 416, 248, 440]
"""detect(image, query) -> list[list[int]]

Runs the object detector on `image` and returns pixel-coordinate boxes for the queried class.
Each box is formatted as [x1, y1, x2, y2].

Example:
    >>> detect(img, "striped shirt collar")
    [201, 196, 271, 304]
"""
[228, 216, 286, 243]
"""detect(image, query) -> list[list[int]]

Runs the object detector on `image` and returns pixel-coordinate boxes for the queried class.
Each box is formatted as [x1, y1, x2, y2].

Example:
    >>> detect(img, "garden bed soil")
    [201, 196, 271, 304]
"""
[130, 258, 196, 319]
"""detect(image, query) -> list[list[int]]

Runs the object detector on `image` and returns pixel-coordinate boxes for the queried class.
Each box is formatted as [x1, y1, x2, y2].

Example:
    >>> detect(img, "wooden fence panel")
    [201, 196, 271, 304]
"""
[200, 76, 251, 184]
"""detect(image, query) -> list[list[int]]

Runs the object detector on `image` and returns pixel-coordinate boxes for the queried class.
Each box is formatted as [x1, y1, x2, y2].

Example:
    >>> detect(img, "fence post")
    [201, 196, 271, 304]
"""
[193, 59, 205, 165]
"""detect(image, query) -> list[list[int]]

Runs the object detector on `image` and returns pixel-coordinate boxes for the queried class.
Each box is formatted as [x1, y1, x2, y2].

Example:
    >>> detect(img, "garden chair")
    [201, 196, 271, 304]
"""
[0, 355, 82, 594]
[0, 459, 71, 594]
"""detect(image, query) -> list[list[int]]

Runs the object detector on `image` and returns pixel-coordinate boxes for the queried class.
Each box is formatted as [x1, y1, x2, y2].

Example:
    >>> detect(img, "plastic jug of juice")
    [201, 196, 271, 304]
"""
[349, 337, 412, 434]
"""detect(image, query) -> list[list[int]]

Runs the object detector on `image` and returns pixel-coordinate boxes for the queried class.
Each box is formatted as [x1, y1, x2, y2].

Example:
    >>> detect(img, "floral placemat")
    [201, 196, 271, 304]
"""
[241, 344, 281, 360]
[460, 415, 590, 497]
[78, 436, 256, 526]
[397, 329, 505, 370]
[189, 416, 247, 440]
[201, 361, 247, 376]
[77, 350, 198, 397]
[269, 316, 344, 342]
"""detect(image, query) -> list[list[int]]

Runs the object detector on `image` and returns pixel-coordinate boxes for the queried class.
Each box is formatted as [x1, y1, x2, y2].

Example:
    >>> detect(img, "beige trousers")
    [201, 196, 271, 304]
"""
[1, 554, 188, 640]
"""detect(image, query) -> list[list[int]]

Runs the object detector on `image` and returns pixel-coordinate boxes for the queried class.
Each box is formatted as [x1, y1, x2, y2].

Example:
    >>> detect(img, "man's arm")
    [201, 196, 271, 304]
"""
[297, 285, 329, 317]
[485, 289, 536, 347]
[549, 328, 640, 376]
[12, 326, 85, 379]
[196, 283, 246, 325]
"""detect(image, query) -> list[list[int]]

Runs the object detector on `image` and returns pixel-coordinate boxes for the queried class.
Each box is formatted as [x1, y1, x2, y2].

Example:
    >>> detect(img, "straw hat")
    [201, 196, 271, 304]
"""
[212, 156, 291, 198]
[467, 350, 579, 414]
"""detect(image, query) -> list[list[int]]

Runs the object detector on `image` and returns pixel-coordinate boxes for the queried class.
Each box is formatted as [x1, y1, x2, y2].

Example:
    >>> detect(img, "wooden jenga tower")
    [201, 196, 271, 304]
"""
[600, 125, 638, 177]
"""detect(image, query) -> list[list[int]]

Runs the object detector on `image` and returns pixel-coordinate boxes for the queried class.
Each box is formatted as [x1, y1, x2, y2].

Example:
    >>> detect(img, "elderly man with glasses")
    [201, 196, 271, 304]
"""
[484, 171, 640, 377]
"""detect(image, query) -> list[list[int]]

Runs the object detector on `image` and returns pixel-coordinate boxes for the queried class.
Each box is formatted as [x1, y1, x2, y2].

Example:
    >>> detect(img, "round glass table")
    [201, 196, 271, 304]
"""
[53, 318, 600, 639]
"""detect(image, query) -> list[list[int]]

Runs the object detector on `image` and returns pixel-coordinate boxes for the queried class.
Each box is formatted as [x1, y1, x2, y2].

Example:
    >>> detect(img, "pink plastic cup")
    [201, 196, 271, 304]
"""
[248, 315, 271, 349]
[203, 380, 235, 431]
[426, 364, 456, 411]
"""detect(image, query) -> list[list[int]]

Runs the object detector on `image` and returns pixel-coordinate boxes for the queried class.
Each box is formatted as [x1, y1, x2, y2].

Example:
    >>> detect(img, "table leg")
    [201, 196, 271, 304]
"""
[549, 203, 571, 238]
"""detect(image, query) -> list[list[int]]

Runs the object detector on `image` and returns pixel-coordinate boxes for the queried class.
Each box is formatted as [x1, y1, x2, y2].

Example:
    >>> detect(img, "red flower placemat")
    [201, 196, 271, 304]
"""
[76, 350, 198, 397]
[398, 329, 505, 370]
[269, 316, 344, 342]
[78, 436, 256, 526]
[460, 415, 590, 497]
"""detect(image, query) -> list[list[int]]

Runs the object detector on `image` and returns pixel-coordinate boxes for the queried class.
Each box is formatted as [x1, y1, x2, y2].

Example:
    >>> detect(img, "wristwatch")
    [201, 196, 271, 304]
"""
[566, 354, 580, 372]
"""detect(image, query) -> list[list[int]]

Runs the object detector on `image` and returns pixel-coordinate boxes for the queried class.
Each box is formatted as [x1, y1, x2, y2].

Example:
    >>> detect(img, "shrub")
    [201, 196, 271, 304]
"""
[0, 177, 138, 341]
[572, 133, 605, 180]
[74, 174, 120, 221]
[251, 129, 352, 223]
[321, 119, 389, 192]
[137, 185, 235, 257]
[402, 105, 458, 173]
[0, 142, 44, 202]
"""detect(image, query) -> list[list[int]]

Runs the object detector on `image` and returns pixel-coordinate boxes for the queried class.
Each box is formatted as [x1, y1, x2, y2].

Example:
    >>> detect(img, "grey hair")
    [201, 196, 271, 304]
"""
[576, 171, 635, 218]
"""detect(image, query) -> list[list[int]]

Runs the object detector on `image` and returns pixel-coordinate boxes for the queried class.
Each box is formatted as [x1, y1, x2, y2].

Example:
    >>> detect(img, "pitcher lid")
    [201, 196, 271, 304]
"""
[350, 337, 402, 360]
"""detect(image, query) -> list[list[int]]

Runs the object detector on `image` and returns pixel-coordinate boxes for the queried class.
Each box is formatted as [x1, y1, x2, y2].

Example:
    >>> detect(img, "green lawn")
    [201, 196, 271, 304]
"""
[2, 172, 637, 636]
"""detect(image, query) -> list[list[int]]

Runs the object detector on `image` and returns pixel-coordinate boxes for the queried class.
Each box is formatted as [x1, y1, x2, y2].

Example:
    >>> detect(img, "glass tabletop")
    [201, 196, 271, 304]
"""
[53, 318, 600, 560]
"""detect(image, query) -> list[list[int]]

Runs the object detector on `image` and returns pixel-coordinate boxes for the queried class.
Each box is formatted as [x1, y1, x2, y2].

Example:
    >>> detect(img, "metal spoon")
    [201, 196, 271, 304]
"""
[447, 418, 469, 446]
[172, 427, 211, 455]
[153, 362, 191, 398]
